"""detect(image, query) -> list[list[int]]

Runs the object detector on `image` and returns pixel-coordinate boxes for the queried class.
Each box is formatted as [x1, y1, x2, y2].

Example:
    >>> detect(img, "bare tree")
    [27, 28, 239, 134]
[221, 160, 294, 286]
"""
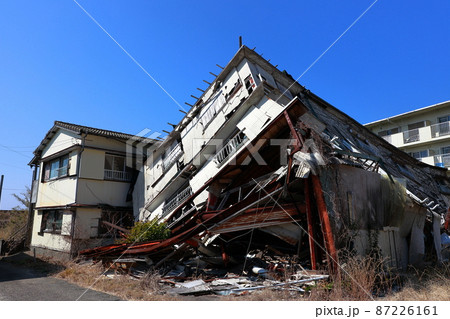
[11, 186, 31, 211]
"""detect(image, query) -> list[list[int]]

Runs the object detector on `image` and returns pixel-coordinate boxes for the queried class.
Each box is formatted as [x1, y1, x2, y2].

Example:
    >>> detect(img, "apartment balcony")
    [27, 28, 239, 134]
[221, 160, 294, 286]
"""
[431, 121, 450, 138]
[162, 185, 193, 216]
[434, 154, 450, 168]
[402, 129, 421, 144]
[162, 143, 183, 172]
[381, 121, 450, 148]
[213, 131, 248, 167]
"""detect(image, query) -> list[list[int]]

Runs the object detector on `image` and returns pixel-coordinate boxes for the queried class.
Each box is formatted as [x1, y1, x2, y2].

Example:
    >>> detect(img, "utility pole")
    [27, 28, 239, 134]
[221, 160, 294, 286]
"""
[0, 174, 4, 207]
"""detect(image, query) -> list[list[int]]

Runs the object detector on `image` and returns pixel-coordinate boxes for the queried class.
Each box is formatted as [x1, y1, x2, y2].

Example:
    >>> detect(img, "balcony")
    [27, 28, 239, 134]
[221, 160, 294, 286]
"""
[104, 170, 132, 181]
[162, 185, 193, 216]
[434, 154, 450, 168]
[381, 123, 450, 148]
[431, 121, 450, 138]
[162, 143, 183, 172]
[403, 128, 420, 144]
[213, 131, 248, 167]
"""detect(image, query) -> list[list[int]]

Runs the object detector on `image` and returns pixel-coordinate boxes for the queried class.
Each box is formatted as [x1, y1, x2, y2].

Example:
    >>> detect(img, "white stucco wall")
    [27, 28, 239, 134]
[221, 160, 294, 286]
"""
[30, 210, 73, 253]
[41, 130, 80, 158]
[36, 177, 77, 207]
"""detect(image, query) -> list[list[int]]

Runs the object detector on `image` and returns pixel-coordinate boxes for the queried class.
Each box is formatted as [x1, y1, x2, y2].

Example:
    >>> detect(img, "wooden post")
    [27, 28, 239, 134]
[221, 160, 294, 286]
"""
[0, 175, 4, 206]
[304, 178, 317, 270]
[311, 174, 338, 274]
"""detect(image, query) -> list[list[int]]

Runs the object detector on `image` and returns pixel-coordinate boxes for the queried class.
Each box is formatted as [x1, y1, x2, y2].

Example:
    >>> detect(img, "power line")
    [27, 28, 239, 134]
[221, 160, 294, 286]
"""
[0, 144, 33, 159]
[72, 0, 186, 112]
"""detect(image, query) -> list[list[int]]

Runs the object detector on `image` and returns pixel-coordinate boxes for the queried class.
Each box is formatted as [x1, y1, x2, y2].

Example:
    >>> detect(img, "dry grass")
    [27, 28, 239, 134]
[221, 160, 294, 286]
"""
[56, 262, 181, 301]
[52, 255, 450, 301]
[384, 263, 450, 301]
[306, 255, 387, 301]
[0, 210, 27, 240]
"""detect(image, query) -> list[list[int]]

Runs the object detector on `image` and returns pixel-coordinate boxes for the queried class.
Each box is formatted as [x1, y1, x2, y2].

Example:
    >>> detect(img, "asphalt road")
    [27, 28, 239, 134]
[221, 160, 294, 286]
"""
[0, 259, 121, 301]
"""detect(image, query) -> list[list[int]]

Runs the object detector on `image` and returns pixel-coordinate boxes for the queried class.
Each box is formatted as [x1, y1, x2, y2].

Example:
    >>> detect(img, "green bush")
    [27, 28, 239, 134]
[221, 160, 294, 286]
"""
[122, 219, 171, 244]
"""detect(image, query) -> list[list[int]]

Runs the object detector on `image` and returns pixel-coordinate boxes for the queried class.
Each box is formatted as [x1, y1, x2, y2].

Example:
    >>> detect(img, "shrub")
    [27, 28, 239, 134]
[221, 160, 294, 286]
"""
[121, 219, 171, 244]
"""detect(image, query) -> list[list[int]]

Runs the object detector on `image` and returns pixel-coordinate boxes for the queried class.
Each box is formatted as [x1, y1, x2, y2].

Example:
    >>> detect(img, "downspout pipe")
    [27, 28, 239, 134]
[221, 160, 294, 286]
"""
[70, 132, 87, 257]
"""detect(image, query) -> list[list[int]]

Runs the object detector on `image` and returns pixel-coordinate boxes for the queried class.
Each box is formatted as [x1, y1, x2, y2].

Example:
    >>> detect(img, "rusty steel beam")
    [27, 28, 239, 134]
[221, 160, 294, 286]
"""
[304, 179, 317, 270]
[311, 174, 338, 274]
[283, 110, 303, 154]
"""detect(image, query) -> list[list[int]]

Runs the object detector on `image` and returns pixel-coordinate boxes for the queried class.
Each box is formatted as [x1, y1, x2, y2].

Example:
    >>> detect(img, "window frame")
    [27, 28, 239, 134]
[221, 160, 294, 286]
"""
[42, 154, 70, 182]
[438, 115, 450, 123]
[40, 210, 63, 234]
[409, 150, 429, 159]
[104, 153, 133, 182]
[378, 127, 400, 137]
[441, 146, 450, 155]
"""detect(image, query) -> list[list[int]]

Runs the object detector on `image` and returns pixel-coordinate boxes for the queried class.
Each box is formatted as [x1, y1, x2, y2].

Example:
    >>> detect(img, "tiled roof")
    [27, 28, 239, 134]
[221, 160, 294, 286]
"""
[54, 121, 139, 140]
[29, 121, 157, 165]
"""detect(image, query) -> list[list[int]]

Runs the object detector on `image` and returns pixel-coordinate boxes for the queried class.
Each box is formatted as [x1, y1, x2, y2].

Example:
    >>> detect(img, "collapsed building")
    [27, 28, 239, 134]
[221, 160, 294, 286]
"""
[80, 45, 450, 274]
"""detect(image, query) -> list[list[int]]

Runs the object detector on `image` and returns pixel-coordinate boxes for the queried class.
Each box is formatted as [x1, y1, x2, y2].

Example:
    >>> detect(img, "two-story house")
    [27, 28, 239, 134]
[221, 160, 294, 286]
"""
[29, 121, 154, 258]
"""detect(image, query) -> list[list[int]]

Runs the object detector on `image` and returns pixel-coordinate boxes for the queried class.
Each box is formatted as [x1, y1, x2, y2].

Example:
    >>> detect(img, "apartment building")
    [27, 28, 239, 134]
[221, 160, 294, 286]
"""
[365, 101, 450, 172]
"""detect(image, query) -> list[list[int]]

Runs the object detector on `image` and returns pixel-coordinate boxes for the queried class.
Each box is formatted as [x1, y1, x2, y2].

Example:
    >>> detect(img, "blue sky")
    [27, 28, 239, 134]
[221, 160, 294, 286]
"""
[1, 0, 450, 209]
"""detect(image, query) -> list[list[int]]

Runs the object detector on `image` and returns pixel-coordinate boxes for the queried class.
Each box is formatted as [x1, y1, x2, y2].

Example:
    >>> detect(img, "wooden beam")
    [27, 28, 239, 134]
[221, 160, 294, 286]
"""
[101, 221, 130, 234]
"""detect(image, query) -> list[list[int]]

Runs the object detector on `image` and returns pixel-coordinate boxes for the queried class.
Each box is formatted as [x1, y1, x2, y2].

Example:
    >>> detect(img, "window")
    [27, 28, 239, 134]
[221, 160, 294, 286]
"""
[104, 154, 132, 181]
[438, 116, 450, 136]
[378, 127, 399, 137]
[438, 115, 450, 123]
[244, 75, 255, 95]
[441, 146, 450, 155]
[408, 150, 429, 159]
[42, 155, 69, 181]
[40, 210, 63, 234]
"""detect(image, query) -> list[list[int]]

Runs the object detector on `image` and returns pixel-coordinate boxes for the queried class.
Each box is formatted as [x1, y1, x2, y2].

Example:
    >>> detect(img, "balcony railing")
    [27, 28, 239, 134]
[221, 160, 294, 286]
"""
[162, 143, 183, 172]
[403, 129, 420, 144]
[213, 131, 248, 166]
[431, 121, 450, 138]
[434, 154, 450, 168]
[162, 186, 193, 216]
[104, 170, 132, 181]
